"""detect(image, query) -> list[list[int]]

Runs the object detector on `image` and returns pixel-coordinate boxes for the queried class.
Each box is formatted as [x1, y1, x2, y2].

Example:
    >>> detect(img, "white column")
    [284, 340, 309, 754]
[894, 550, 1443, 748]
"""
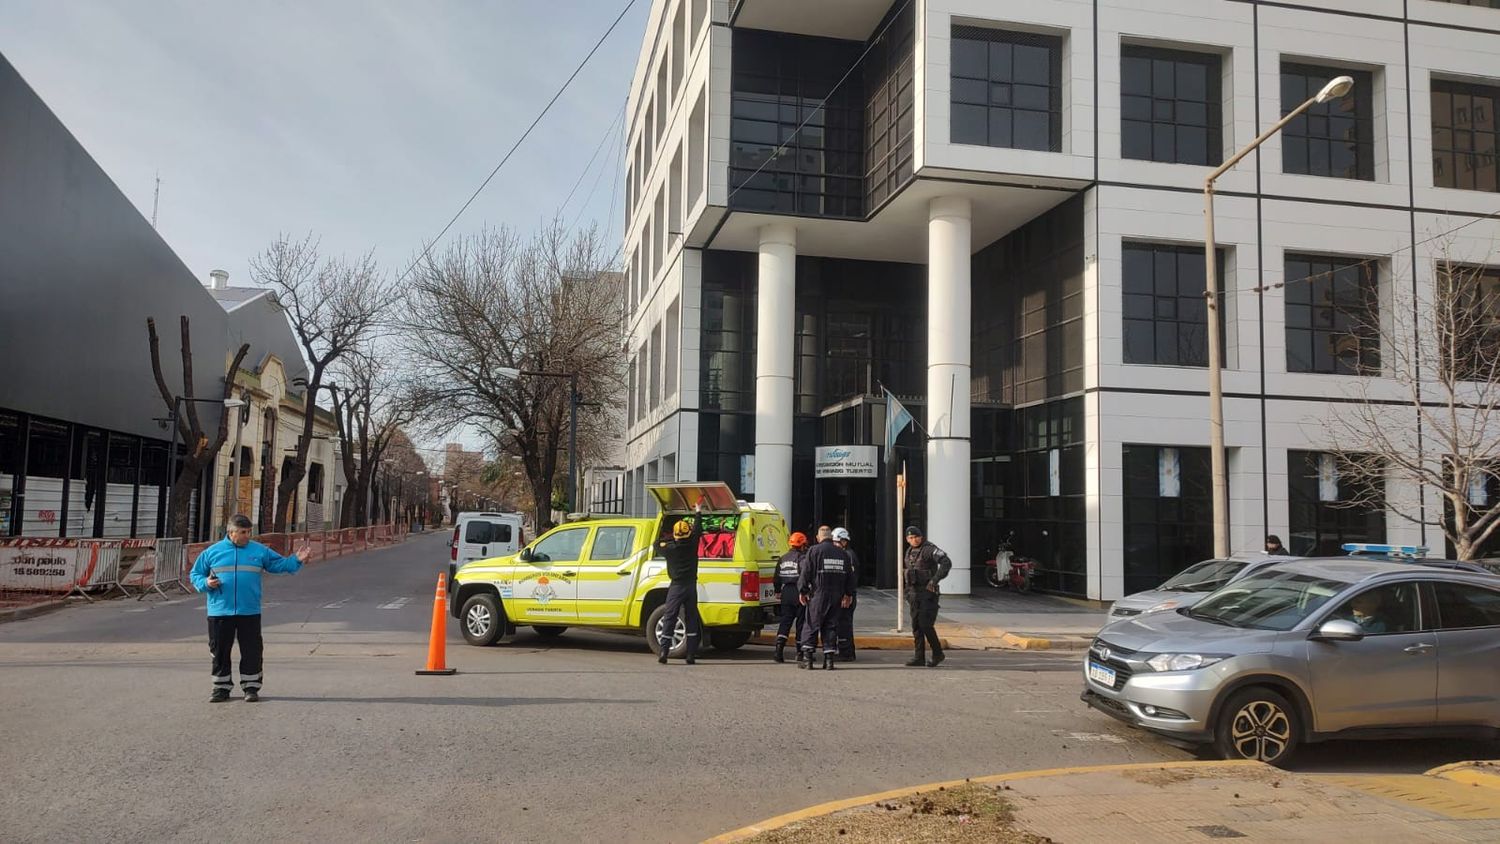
[927, 197, 972, 594]
[755, 224, 796, 515]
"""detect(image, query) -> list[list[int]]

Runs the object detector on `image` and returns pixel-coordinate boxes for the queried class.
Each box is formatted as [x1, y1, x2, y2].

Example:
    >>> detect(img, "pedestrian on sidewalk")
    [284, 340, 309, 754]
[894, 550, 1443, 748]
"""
[655, 500, 706, 665]
[189, 514, 315, 702]
[797, 528, 855, 670]
[772, 531, 809, 663]
[902, 525, 951, 668]
[1265, 535, 1287, 555]
[834, 528, 860, 662]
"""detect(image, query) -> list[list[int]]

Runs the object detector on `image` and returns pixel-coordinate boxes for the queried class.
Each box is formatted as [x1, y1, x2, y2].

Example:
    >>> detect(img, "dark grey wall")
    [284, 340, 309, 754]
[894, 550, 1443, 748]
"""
[0, 53, 231, 439]
[228, 295, 309, 388]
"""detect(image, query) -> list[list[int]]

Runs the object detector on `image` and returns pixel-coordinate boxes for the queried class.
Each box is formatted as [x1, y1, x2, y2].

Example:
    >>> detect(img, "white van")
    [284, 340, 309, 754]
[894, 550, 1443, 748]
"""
[448, 512, 525, 583]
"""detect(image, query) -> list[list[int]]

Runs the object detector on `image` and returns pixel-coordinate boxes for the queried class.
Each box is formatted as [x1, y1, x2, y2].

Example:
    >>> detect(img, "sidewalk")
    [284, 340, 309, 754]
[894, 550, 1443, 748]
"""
[709, 759, 1500, 843]
[752, 587, 1105, 651]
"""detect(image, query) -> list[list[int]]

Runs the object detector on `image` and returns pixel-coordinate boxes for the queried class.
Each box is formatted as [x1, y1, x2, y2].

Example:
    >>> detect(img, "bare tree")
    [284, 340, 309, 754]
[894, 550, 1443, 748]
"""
[147, 316, 250, 540]
[329, 347, 419, 527]
[1323, 252, 1500, 560]
[403, 222, 624, 531]
[250, 235, 392, 531]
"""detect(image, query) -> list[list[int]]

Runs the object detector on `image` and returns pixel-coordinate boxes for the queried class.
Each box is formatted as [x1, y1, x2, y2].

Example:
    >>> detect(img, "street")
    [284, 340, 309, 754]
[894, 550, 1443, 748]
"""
[0, 532, 1488, 843]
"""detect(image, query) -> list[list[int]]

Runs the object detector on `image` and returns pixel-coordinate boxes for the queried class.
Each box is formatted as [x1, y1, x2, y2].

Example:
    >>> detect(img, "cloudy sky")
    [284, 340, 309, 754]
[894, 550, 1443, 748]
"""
[1, 0, 648, 288]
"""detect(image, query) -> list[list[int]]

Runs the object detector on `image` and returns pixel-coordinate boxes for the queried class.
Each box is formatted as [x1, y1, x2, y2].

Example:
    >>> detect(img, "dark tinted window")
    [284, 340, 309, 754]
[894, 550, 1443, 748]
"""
[1122, 243, 1224, 367]
[1123, 446, 1216, 592]
[950, 26, 1062, 152]
[1287, 451, 1386, 555]
[1432, 79, 1499, 193]
[1433, 581, 1500, 629]
[1284, 253, 1381, 375]
[464, 521, 493, 544]
[1121, 47, 1222, 166]
[1280, 63, 1374, 181]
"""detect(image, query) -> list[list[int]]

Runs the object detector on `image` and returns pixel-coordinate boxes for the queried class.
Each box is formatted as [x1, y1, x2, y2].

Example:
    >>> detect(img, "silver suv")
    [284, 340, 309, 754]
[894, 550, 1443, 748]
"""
[1106, 554, 1299, 622]
[1081, 558, 1500, 765]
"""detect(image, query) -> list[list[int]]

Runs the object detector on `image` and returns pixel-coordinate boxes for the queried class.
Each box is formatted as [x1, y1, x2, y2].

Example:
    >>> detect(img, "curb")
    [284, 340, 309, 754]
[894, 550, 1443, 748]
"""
[702, 760, 1264, 843]
[1427, 760, 1500, 792]
[0, 600, 68, 625]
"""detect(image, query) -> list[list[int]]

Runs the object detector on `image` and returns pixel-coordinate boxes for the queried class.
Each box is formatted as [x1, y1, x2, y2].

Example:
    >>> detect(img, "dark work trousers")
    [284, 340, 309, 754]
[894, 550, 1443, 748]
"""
[659, 580, 701, 657]
[836, 592, 858, 659]
[775, 588, 804, 643]
[799, 592, 842, 654]
[908, 591, 942, 659]
[208, 614, 264, 692]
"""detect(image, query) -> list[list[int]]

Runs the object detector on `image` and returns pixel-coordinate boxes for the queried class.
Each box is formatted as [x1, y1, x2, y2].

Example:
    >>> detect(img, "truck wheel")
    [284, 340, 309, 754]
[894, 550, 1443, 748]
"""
[1213, 687, 1300, 767]
[710, 631, 752, 651]
[645, 605, 690, 659]
[460, 593, 506, 647]
[532, 625, 567, 639]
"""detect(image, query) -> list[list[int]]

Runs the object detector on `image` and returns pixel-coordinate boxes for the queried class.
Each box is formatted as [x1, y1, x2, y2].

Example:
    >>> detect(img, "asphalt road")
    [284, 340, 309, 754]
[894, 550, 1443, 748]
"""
[0, 531, 1487, 843]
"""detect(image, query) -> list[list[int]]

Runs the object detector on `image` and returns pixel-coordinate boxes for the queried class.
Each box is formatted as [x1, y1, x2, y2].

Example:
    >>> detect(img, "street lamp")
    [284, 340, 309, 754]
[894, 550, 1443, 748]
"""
[1204, 75, 1354, 557]
[165, 395, 245, 540]
[496, 366, 580, 514]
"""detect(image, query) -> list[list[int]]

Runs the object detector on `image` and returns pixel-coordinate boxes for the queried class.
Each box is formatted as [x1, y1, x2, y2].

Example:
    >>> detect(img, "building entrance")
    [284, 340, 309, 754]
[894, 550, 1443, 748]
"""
[815, 477, 885, 588]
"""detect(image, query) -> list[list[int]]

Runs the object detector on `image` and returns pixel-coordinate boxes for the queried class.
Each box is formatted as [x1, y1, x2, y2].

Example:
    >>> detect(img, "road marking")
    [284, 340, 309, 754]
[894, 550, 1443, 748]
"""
[321, 598, 351, 609]
[377, 597, 411, 610]
[1051, 730, 1126, 744]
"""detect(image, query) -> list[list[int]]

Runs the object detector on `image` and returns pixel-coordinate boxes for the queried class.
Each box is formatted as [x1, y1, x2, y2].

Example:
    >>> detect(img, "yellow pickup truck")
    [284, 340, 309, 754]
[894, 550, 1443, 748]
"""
[450, 483, 787, 657]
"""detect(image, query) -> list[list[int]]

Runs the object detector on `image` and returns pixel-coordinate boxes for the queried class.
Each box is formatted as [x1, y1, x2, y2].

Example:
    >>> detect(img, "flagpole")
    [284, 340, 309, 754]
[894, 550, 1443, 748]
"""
[896, 459, 906, 633]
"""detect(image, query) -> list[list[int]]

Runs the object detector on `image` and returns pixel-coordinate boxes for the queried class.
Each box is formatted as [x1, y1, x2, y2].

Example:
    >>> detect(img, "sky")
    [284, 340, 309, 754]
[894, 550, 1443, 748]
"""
[0, 0, 648, 288]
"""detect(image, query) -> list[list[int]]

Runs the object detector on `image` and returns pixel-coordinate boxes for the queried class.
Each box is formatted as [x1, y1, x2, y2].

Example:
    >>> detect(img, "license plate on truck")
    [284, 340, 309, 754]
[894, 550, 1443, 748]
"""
[1088, 662, 1117, 687]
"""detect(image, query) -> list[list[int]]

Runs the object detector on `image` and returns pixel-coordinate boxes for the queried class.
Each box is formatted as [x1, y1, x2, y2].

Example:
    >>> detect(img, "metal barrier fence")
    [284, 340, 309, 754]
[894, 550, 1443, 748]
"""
[180, 523, 411, 584]
[137, 537, 186, 600]
[65, 540, 128, 601]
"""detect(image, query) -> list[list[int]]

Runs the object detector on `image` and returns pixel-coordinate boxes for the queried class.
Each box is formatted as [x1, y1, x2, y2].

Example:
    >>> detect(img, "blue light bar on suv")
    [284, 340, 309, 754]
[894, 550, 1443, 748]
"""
[1343, 543, 1429, 559]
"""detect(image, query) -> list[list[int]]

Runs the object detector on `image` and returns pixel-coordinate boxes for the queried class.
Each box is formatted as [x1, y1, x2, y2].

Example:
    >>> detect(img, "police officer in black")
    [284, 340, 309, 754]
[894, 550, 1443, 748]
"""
[834, 530, 860, 662]
[655, 500, 706, 665]
[772, 531, 810, 663]
[903, 525, 951, 667]
[797, 527, 855, 670]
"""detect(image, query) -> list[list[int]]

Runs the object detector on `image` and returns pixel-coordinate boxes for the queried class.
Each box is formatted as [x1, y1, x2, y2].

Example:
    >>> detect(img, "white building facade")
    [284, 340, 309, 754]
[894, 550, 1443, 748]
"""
[619, 0, 1500, 598]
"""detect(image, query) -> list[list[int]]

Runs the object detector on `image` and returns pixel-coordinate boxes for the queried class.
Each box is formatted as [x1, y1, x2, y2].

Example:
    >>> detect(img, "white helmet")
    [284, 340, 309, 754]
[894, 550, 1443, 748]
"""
[832, 527, 851, 542]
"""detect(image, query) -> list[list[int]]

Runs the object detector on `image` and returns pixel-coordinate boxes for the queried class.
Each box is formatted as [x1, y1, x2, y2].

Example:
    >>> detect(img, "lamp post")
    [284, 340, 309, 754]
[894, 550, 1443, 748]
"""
[165, 395, 245, 540]
[1204, 74, 1354, 557]
[497, 367, 580, 514]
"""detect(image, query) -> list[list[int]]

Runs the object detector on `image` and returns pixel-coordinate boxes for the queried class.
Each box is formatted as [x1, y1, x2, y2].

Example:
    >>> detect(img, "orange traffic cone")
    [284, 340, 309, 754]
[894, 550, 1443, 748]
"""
[416, 573, 458, 676]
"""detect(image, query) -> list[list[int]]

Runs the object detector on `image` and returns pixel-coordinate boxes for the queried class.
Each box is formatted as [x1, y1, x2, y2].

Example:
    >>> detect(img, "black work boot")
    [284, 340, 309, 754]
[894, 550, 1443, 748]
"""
[905, 650, 926, 668]
[657, 643, 670, 665]
[243, 690, 261, 703]
[927, 650, 945, 668]
[685, 653, 696, 666]
[798, 648, 813, 669]
[822, 653, 836, 671]
[210, 688, 230, 703]
[774, 640, 786, 663]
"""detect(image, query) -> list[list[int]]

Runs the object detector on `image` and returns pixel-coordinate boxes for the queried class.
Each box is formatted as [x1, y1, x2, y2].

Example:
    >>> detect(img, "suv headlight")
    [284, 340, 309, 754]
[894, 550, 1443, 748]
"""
[1145, 653, 1227, 672]
[1145, 600, 1180, 614]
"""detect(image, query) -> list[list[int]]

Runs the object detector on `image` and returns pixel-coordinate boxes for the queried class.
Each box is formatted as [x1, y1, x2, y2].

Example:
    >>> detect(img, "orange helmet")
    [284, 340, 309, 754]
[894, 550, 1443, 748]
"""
[788, 532, 808, 548]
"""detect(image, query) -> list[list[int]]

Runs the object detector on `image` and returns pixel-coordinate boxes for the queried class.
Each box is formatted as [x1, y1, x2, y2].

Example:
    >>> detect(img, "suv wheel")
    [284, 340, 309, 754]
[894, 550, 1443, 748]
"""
[1214, 687, 1300, 767]
[460, 593, 505, 647]
[645, 605, 690, 659]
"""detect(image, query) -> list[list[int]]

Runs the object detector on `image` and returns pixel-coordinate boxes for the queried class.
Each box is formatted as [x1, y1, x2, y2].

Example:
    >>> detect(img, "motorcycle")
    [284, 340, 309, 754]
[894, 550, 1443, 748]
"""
[983, 533, 1037, 592]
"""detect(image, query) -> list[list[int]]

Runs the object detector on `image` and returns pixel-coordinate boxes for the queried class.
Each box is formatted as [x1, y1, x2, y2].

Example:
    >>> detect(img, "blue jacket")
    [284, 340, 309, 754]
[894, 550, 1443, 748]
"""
[190, 538, 302, 616]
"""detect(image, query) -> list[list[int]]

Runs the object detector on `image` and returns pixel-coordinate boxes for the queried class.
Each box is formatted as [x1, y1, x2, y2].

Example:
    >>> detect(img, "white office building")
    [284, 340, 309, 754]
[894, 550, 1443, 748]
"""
[618, 0, 1500, 597]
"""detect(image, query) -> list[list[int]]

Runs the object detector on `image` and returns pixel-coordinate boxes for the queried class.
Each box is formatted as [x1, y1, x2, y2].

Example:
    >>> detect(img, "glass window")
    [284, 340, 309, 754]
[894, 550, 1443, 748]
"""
[1326, 582, 1421, 634]
[1433, 581, 1500, 628]
[529, 527, 589, 563]
[865, 2, 916, 209]
[589, 526, 637, 561]
[1437, 263, 1500, 381]
[950, 26, 1062, 152]
[1121, 46, 1222, 166]
[1287, 450, 1386, 555]
[1432, 79, 1499, 193]
[665, 299, 680, 400]
[24, 420, 70, 535]
[1122, 243, 1224, 367]
[1161, 559, 1248, 592]
[464, 521, 494, 544]
[1284, 254, 1381, 375]
[1123, 444, 1215, 592]
[1189, 570, 1351, 630]
[1281, 62, 1374, 181]
[306, 462, 324, 503]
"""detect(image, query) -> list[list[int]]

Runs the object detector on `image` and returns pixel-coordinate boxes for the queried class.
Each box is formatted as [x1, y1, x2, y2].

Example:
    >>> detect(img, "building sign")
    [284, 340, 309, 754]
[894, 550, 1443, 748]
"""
[815, 446, 879, 479]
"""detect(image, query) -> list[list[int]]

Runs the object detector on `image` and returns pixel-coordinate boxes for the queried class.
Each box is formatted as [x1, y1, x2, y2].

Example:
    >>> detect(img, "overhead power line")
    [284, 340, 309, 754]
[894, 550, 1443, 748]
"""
[399, 0, 640, 282]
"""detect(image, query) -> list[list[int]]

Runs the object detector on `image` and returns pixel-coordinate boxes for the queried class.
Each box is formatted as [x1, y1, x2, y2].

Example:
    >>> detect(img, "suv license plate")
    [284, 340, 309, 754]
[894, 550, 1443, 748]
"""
[1088, 662, 1117, 687]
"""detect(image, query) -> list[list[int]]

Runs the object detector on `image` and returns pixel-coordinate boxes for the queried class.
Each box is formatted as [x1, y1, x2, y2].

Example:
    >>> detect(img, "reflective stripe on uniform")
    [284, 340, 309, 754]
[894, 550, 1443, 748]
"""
[213, 565, 264, 573]
[239, 673, 263, 682]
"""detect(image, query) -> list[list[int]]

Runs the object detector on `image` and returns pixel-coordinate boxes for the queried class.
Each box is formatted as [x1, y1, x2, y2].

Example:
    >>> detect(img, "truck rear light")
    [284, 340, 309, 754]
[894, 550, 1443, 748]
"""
[740, 571, 760, 602]
[450, 527, 459, 562]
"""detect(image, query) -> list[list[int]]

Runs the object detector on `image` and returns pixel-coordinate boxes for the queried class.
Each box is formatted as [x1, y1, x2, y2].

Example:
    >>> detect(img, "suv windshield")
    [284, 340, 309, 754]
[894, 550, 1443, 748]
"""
[1161, 559, 1247, 592]
[1187, 570, 1350, 630]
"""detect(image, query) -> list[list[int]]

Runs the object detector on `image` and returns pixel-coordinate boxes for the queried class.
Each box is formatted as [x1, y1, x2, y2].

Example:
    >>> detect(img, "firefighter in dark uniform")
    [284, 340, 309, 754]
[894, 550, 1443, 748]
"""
[796, 528, 855, 670]
[655, 501, 706, 665]
[834, 529, 860, 662]
[903, 525, 951, 667]
[772, 532, 810, 663]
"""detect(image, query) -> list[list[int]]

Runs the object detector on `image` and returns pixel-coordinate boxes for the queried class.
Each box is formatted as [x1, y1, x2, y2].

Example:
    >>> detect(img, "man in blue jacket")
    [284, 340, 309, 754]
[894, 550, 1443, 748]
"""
[189, 514, 314, 702]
